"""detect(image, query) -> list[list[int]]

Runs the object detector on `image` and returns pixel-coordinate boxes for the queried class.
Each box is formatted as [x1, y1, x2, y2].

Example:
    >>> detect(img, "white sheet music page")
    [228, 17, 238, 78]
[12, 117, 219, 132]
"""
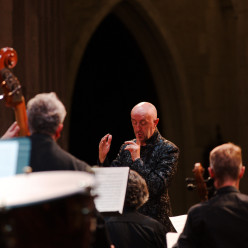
[166, 233, 180, 248]
[166, 214, 187, 248]
[0, 140, 19, 178]
[92, 167, 130, 214]
[169, 214, 187, 233]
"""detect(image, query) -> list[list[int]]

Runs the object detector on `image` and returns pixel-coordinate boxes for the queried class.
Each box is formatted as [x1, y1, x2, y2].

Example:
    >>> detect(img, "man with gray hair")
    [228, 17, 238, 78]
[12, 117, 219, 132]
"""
[27, 92, 92, 173]
[174, 143, 248, 248]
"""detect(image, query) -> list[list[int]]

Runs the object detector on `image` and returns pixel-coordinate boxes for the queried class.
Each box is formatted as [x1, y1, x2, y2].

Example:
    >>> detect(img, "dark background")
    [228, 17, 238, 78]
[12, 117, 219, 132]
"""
[69, 14, 162, 165]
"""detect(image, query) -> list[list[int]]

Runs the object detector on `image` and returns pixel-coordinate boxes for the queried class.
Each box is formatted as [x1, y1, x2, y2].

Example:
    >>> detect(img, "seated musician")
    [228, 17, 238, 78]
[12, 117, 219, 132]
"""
[1, 94, 115, 247]
[27, 92, 93, 173]
[173, 143, 248, 248]
[106, 169, 168, 248]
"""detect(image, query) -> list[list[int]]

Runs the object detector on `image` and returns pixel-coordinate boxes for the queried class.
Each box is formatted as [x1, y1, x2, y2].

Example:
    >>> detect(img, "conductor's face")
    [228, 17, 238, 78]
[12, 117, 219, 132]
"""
[131, 105, 158, 145]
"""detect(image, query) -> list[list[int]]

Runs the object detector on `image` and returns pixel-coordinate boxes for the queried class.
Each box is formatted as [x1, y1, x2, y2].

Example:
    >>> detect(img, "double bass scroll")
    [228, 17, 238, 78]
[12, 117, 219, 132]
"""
[0, 47, 17, 69]
[186, 163, 214, 202]
[0, 47, 30, 137]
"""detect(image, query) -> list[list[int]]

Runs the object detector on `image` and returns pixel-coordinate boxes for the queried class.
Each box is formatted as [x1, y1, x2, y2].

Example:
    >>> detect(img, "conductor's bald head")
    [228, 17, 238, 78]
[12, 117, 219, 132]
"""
[131, 102, 159, 145]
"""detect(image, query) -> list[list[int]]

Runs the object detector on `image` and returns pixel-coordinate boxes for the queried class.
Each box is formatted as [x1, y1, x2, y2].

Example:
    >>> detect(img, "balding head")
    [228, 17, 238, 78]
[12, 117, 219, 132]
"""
[131, 102, 157, 120]
[131, 102, 159, 145]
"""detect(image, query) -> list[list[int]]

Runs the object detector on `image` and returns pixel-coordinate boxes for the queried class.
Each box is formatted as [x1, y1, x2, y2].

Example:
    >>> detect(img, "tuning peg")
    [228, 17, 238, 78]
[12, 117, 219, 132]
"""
[186, 184, 196, 191]
[185, 177, 195, 183]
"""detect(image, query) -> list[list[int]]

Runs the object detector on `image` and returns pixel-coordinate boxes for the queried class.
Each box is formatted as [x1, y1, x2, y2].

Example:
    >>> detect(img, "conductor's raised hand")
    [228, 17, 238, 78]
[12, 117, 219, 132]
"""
[124, 139, 141, 162]
[99, 134, 112, 163]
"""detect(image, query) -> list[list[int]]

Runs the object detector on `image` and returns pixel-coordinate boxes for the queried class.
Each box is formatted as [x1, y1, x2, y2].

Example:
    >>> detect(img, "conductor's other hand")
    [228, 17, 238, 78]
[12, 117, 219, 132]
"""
[99, 134, 112, 163]
[1, 122, 20, 139]
[124, 139, 141, 162]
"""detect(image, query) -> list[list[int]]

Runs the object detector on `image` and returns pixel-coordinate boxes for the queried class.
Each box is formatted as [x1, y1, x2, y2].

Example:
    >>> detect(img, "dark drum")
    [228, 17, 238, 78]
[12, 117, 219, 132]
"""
[0, 171, 96, 248]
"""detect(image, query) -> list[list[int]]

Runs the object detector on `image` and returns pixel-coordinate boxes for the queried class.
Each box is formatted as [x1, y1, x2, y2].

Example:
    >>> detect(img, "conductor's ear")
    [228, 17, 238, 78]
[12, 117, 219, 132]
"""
[154, 118, 159, 127]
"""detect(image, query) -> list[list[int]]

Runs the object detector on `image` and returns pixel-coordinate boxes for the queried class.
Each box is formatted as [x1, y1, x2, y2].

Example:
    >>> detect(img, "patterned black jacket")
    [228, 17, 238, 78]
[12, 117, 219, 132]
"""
[101, 129, 179, 231]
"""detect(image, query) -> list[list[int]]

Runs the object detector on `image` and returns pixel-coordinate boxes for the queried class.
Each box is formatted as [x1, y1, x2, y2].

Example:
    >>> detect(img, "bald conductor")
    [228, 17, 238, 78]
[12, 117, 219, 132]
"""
[98, 102, 179, 231]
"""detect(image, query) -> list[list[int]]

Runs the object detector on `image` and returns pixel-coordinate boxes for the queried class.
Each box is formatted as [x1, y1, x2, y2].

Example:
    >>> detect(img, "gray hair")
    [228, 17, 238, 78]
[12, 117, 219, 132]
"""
[27, 92, 66, 135]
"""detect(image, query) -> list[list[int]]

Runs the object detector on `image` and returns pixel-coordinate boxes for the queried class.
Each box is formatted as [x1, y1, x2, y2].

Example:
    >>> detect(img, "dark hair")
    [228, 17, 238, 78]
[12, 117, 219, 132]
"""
[124, 170, 149, 210]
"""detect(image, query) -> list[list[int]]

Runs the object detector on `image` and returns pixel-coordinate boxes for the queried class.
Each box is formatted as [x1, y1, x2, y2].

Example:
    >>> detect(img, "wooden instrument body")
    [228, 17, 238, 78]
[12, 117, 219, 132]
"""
[186, 162, 215, 202]
[192, 163, 208, 202]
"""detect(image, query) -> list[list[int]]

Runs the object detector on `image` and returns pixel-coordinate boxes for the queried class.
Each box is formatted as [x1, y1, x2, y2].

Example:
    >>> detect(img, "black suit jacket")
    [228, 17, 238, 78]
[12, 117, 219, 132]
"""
[29, 133, 92, 173]
[174, 186, 248, 248]
[106, 210, 167, 248]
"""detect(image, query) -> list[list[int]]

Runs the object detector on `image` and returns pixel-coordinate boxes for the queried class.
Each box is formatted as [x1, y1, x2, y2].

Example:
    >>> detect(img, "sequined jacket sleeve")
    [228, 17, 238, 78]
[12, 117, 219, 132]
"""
[109, 134, 179, 198]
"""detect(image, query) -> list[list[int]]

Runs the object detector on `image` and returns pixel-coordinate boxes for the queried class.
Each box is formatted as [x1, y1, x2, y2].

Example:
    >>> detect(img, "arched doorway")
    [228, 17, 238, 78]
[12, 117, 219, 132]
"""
[69, 13, 161, 165]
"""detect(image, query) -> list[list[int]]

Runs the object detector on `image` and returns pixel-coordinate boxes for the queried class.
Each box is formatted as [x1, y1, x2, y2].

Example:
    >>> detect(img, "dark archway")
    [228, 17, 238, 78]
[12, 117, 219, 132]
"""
[69, 13, 161, 165]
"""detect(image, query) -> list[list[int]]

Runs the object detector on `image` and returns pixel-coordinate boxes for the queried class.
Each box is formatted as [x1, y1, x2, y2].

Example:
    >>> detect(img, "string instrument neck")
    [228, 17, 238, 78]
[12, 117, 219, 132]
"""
[0, 47, 30, 137]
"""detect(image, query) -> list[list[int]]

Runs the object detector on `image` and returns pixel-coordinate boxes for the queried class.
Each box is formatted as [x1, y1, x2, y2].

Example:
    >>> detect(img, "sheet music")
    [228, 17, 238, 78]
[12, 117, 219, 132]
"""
[166, 232, 180, 248]
[0, 137, 31, 178]
[92, 167, 129, 214]
[0, 140, 19, 178]
[166, 215, 187, 248]
[169, 214, 187, 233]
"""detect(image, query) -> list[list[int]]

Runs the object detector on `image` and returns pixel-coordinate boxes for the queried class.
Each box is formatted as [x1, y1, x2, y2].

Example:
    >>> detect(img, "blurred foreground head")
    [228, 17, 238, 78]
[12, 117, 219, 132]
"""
[124, 170, 149, 210]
